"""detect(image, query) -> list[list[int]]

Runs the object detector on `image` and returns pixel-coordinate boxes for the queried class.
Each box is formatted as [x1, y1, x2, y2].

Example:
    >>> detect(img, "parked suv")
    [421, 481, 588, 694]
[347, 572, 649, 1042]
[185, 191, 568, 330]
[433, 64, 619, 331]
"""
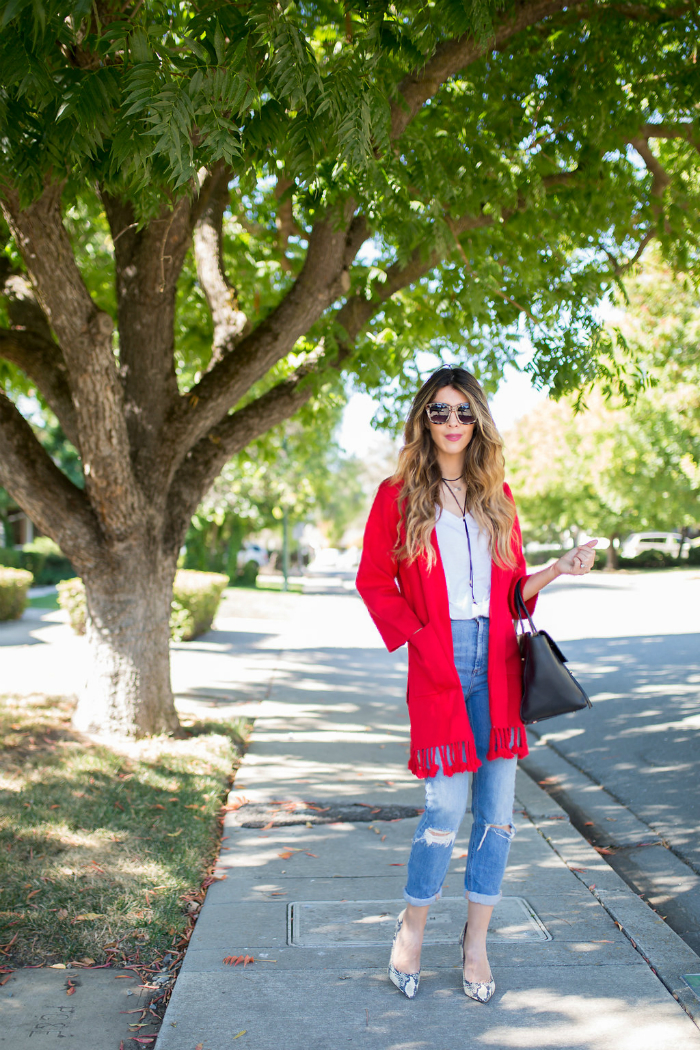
[620, 532, 686, 560]
[237, 543, 268, 568]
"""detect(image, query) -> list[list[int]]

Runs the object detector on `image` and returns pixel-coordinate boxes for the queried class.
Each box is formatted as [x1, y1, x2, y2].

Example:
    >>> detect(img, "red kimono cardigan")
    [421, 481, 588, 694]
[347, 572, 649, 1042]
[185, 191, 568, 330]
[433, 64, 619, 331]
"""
[356, 478, 536, 778]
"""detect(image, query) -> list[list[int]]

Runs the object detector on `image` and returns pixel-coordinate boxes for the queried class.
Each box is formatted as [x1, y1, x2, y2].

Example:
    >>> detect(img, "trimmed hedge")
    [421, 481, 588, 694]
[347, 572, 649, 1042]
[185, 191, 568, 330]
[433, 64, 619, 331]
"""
[170, 570, 229, 640]
[57, 570, 229, 641]
[234, 558, 259, 587]
[0, 542, 74, 586]
[618, 549, 679, 569]
[0, 566, 33, 621]
[56, 577, 87, 635]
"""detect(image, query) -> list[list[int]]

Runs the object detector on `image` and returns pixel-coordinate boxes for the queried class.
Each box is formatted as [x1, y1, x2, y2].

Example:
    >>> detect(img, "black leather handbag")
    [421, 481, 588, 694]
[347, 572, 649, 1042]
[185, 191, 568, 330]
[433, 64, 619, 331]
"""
[514, 580, 592, 724]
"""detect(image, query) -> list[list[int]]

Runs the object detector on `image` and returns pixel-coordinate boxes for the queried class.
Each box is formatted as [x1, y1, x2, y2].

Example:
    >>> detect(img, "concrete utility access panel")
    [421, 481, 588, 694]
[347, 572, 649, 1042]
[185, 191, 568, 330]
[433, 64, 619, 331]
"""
[287, 896, 552, 946]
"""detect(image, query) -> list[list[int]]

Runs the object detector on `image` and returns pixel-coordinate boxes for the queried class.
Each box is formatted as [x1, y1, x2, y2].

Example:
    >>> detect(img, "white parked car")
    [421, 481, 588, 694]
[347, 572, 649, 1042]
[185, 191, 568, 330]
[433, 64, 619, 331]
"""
[237, 543, 268, 568]
[620, 532, 685, 560]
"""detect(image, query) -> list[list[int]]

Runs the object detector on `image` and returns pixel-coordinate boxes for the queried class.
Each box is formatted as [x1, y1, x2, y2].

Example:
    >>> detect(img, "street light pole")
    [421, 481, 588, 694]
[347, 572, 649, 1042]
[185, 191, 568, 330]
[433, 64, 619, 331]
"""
[282, 505, 289, 592]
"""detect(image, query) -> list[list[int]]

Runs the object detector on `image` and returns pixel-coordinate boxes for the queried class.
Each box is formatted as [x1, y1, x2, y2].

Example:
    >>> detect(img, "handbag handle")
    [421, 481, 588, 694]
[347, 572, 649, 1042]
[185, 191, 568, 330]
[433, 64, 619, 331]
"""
[514, 579, 537, 634]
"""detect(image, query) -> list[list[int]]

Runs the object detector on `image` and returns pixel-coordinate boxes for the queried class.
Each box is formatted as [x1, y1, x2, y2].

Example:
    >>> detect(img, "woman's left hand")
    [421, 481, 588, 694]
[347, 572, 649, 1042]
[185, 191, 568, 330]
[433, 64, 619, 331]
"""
[554, 539, 598, 576]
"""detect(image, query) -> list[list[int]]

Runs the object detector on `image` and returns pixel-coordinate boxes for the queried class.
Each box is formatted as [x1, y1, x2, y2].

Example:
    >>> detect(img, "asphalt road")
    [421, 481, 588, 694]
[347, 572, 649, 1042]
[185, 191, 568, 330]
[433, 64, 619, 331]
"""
[531, 568, 700, 873]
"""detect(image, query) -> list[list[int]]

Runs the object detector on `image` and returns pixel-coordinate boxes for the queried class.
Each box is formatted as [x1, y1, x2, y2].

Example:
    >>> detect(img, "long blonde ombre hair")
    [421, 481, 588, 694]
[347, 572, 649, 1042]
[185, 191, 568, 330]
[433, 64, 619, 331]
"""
[393, 366, 517, 569]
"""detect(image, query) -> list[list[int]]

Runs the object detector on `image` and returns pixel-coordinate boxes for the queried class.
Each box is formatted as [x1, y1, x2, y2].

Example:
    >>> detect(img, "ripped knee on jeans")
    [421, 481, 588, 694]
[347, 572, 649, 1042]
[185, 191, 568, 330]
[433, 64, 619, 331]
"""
[476, 822, 516, 850]
[420, 827, 457, 847]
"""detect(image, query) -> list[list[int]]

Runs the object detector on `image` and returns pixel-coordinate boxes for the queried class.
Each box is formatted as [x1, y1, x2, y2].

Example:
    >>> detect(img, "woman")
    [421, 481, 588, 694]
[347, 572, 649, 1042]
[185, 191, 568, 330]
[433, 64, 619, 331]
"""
[356, 365, 596, 1003]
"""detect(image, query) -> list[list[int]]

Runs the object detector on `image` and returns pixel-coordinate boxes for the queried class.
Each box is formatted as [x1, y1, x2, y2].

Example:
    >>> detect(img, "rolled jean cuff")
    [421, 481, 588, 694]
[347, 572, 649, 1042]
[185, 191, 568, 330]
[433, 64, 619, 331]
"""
[403, 888, 442, 907]
[465, 889, 502, 906]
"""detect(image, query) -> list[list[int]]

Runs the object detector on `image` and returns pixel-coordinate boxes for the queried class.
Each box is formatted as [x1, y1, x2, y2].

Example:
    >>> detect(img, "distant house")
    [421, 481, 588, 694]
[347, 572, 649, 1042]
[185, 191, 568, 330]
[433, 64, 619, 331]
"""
[1, 497, 42, 548]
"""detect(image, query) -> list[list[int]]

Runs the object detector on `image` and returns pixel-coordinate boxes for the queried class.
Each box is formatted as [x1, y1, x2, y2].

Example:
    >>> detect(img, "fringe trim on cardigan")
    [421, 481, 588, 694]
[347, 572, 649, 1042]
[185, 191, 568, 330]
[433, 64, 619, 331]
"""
[486, 725, 529, 762]
[408, 738, 480, 779]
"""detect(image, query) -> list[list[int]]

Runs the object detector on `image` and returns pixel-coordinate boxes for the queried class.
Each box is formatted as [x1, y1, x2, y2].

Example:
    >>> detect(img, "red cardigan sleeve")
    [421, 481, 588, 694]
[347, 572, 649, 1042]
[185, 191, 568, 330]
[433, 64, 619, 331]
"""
[356, 481, 423, 652]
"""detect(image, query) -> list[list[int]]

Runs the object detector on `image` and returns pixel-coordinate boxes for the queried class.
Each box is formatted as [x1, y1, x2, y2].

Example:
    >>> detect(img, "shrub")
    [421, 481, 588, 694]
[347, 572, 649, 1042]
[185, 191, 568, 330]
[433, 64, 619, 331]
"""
[0, 566, 33, 621]
[0, 546, 46, 581]
[58, 571, 228, 641]
[170, 570, 229, 641]
[56, 577, 87, 634]
[235, 558, 259, 587]
[686, 545, 700, 566]
[23, 537, 74, 585]
[618, 549, 677, 569]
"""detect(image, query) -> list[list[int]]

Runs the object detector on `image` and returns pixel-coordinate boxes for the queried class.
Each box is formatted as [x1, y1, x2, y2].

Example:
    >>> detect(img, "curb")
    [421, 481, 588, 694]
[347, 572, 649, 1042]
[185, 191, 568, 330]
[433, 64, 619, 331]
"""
[515, 766, 700, 1028]
[519, 728, 700, 959]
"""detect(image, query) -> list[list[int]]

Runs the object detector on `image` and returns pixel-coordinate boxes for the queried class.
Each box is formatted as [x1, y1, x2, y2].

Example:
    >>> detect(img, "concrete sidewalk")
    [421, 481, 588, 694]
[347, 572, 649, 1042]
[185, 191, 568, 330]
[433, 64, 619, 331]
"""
[156, 592, 700, 1050]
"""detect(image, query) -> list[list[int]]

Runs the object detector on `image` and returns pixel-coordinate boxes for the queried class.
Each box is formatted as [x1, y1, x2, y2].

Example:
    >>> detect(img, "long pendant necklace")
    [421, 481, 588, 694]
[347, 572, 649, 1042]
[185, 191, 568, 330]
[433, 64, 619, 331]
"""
[441, 477, 477, 607]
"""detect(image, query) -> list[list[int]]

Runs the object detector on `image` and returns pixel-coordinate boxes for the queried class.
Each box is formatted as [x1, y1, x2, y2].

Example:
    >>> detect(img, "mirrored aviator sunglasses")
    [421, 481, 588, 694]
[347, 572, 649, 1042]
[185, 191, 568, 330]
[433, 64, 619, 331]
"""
[425, 402, 476, 425]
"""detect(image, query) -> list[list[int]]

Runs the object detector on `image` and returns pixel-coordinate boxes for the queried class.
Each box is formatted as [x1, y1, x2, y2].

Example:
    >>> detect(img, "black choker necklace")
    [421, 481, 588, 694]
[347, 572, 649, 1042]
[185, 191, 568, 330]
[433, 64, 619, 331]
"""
[442, 475, 463, 482]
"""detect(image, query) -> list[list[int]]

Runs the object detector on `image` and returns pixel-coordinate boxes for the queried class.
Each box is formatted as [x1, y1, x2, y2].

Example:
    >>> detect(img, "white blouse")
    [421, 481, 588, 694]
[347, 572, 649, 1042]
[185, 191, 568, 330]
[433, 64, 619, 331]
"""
[434, 507, 491, 619]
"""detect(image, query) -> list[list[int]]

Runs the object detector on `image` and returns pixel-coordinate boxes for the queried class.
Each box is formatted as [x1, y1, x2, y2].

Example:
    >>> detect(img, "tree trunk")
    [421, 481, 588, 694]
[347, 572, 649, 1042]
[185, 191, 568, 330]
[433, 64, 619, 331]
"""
[606, 533, 619, 570]
[72, 545, 180, 738]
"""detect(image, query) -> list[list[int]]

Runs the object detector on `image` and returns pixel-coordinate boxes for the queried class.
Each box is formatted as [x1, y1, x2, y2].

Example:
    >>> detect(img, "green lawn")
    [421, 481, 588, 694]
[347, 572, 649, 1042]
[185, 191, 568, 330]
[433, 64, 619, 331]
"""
[0, 694, 250, 968]
[27, 593, 60, 610]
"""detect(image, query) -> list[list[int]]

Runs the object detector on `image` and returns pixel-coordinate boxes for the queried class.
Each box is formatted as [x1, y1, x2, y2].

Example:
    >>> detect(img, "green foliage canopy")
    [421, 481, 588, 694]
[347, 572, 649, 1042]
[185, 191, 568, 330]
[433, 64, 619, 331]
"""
[505, 251, 700, 545]
[2, 0, 699, 402]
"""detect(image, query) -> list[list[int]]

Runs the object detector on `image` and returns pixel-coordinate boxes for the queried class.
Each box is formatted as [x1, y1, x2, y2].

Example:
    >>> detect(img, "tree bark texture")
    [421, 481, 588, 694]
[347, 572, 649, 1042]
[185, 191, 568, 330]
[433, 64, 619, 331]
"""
[73, 548, 180, 737]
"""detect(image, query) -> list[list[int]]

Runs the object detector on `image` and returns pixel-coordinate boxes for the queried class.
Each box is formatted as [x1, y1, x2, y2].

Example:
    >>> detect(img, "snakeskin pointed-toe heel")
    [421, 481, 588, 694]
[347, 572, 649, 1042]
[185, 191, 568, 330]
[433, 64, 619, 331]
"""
[460, 919, 495, 1003]
[388, 909, 420, 999]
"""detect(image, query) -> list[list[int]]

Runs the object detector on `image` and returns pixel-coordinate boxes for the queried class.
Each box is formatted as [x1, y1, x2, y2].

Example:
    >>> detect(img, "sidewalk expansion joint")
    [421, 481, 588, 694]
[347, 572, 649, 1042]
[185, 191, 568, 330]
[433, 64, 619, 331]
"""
[225, 801, 424, 827]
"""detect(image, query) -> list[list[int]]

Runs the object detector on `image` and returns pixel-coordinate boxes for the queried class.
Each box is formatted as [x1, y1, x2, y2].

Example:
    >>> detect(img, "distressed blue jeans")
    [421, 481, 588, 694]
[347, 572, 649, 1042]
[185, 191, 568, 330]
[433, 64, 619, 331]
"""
[403, 617, 517, 907]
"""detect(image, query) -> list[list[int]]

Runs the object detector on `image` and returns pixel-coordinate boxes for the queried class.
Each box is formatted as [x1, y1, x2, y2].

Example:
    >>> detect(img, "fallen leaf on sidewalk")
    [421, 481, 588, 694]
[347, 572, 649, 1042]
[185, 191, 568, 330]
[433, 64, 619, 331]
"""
[0, 974, 13, 986]
[569, 867, 587, 873]
[278, 851, 294, 860]
[223, 955, 254, 967]
[233, 1032, 247, 1039]
[584, 821, 594, 826]
[305, 805, 330, 812]
[303, 852, 318, 858]
[380, 835, 386, 842]
[66, 980, 76, 996]
[389, 863, 405, 867]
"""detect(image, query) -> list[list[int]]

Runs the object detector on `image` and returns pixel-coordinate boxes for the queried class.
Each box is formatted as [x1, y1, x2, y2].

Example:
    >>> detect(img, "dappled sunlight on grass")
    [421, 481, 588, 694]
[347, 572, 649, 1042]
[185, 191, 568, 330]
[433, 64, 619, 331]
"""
[0, 693, 250, 967]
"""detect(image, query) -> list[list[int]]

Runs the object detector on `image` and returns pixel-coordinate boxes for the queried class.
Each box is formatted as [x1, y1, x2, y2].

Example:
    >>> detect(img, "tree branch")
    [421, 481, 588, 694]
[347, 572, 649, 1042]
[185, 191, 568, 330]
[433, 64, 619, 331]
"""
[164, 170, 583, 546]
[165, 205, 367, 474]
[192, 163, 248, 366]
[600, 228, 655, 277]
[0, 327, 79, 445]
[627, 136, 672, 234]
[389, 0, 590, 141]
[1, 182, 141, 539]
[0, 261, 79, 444]
[275, 175, 301, 272]
[164, 362, 320, 552]
[0, 389, 100, 568]
[638, 122, 700, 155]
